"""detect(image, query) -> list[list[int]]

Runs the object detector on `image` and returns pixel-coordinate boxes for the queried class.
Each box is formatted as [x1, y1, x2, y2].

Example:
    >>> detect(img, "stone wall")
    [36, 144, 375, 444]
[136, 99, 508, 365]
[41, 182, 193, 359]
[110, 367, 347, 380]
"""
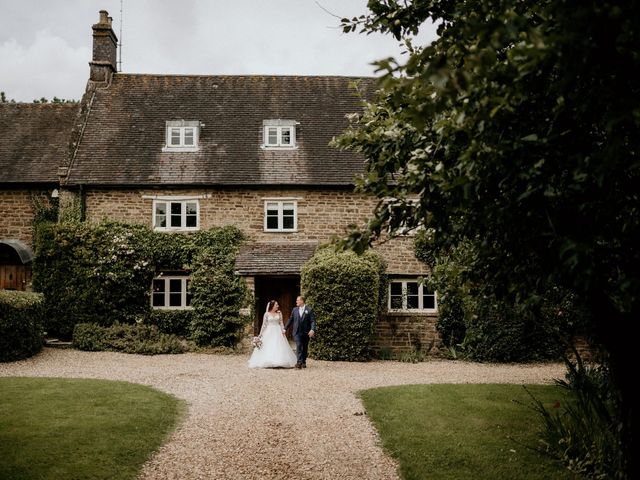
[375, 313, 442, 356]
[82, 187, 429, 275]
[78, 186, 437, 354]
[0, 189, 50, 246]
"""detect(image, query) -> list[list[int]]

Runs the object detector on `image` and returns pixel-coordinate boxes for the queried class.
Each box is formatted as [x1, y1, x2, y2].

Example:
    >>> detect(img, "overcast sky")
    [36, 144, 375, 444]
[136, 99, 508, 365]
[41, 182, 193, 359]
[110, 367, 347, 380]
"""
[0, 0, 437, 102]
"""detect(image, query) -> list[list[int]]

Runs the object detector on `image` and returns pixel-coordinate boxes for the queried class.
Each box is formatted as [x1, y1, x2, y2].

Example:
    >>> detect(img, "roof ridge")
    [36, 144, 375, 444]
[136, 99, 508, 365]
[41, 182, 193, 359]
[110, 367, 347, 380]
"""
[0, 102, 79, 108]
[113, 73, 376, 80]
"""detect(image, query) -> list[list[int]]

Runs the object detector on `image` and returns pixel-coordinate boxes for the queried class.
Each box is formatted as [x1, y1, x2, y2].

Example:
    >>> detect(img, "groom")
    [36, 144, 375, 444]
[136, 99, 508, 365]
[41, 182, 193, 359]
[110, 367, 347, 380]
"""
[285, 295, 316, 369]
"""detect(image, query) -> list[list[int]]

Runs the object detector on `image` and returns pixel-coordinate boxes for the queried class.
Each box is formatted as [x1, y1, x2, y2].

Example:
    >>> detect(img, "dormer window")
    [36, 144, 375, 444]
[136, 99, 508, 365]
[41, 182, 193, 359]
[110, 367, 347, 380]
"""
[263, 120, 297, 149]
[162, 120, 200, 152]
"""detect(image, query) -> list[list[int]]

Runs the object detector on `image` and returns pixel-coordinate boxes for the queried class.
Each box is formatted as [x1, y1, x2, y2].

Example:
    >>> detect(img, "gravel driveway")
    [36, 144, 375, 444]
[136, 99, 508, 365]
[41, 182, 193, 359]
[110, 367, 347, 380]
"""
[0, 348, 566, 479]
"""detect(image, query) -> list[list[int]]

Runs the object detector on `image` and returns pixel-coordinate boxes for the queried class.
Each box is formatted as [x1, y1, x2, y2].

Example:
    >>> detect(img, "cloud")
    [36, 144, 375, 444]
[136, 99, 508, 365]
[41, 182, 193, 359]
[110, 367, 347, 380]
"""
[0, 0, 438, 100]
[0, 30, 89, 101]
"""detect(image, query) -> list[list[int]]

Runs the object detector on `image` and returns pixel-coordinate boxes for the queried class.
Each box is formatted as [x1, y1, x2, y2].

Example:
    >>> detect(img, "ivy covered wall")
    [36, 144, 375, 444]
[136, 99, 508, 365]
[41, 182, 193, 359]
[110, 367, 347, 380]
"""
[32, 221, 251, 346]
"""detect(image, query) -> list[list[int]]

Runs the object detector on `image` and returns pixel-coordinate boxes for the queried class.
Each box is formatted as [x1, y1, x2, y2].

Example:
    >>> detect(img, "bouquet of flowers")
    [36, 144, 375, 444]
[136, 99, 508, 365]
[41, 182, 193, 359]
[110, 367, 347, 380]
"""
[251, 336, 262, 349]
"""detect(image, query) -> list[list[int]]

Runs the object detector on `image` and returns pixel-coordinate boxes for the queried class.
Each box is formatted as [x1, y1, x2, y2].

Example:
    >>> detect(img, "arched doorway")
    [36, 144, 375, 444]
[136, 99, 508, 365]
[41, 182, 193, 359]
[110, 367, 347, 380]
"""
[0, 240, 34, 291]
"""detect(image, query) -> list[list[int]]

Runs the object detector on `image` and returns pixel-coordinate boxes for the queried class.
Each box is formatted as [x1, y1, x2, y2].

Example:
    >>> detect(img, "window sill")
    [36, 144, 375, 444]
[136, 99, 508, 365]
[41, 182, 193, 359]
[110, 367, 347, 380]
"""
[264, 229, 298, 233]
[261, 145, 298, 150]
[154, 227, 200, 232]
[161, 146, 200, 153]
[386, 310, 438, 316]
[152, 306, 194, 311]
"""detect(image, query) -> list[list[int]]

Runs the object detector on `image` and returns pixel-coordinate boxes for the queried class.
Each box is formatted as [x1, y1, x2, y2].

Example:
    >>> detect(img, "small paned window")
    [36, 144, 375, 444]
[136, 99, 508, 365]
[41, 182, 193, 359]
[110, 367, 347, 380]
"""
[163, 121, 200, 151]
[264, 200, 297, 232]
[263, 120, 297, 148]
[152, 275, 192, 309]
[388, 280, 437, 312]
[153, 200, 199, 231]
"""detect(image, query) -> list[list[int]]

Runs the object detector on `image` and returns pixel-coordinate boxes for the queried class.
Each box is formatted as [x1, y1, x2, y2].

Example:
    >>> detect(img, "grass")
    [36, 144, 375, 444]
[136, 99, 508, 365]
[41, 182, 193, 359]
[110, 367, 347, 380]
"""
[0, 377, 186, 480]
[360, 384, 576, 480]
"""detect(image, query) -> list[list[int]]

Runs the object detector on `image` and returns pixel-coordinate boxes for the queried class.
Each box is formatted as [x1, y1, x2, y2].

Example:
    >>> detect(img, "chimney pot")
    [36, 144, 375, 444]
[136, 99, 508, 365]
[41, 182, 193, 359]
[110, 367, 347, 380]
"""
[90, 10, 118, 82]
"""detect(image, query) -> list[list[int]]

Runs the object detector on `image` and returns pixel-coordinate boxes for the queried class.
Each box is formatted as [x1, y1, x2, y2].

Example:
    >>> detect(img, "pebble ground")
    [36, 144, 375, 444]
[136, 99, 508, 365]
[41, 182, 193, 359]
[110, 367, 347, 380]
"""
[0, 348, 566, 479]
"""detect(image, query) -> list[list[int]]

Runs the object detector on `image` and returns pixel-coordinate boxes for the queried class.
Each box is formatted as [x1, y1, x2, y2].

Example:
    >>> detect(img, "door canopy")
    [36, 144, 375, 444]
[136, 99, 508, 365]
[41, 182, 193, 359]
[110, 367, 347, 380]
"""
[0, 240, 34, 265]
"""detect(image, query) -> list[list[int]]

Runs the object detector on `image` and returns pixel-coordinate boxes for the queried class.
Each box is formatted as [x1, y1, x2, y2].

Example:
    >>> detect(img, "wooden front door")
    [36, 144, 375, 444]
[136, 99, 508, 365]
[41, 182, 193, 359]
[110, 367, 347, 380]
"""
[0, 264, 32, 291]
[254, 276, 300, 336]
[0, 243, 32, 291]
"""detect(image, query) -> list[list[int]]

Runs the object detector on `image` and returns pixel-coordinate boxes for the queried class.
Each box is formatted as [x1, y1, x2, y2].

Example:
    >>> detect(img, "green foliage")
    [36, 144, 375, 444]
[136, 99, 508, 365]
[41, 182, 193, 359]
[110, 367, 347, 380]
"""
[339, 2, 636, 467]
[189, 229, 252, 347]
[531, 358, 626, 479]
[0, 290, 44, 362]
[301, 248, 386, 361]
[377, 347, 393, 360]
[33, 221, 156, 337]
[422, 238, 585, 362]
[144, 309, 193, 337]
[337, 0, 638, 437]
[33, 221, 250, 346]
[73, 322, 187, 354]
[397, 349, 426, 363]
[31, 97, 78, 104]
[0, 91, 16, 103]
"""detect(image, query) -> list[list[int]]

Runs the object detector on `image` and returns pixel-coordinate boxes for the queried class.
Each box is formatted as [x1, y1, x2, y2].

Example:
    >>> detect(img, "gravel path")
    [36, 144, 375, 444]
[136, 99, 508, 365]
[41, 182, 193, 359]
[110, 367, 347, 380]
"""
[0, 348, 566, 479]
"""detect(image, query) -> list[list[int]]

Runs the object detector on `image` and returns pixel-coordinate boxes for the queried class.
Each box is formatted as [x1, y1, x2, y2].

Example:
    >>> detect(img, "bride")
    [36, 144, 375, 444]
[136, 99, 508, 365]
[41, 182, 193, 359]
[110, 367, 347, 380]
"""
[248, 300, 297, 368]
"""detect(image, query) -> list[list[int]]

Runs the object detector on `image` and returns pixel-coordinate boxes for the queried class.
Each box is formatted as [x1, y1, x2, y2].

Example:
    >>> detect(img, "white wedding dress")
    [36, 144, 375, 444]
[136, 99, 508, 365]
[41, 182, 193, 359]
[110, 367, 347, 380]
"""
[248, 312, 297, 368]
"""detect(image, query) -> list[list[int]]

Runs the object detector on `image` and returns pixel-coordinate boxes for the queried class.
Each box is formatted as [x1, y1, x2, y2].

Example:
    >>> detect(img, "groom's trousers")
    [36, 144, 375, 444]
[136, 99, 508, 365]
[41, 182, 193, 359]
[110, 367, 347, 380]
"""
[294, 334, 309, 365]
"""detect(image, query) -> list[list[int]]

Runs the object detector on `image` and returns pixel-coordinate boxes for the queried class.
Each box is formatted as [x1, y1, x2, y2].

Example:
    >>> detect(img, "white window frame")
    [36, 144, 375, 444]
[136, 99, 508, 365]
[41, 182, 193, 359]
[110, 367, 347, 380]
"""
[162, 120, 200, 152]
[153, 199, 200, 231]
[388, 279, 437, 313]
[151, 275, 192, 310]
[263, 200, 298, 232]
[262, 119, 298, 149]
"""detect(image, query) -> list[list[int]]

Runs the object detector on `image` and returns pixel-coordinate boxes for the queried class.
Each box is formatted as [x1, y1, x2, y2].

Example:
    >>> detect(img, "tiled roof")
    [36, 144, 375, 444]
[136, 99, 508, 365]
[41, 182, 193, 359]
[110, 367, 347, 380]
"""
[65, 74, 376, 186]
[0, 103, 79, 184]
[235, 242, 318, 275]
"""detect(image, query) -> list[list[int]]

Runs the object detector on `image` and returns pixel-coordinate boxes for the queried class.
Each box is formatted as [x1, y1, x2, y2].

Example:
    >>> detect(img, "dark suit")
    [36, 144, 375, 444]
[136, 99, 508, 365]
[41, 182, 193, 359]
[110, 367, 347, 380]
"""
[285, 305, 317, 366]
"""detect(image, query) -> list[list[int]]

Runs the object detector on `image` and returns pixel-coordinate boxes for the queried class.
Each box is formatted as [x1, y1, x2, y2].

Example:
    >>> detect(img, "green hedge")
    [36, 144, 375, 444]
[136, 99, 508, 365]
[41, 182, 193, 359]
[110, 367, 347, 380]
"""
[189, 243, 252, 347]
[0, 290, 44, 362]
[302, 248, 386, 361]
[73, 323, 187, 354]
[33, 222, 156, 337]
[418, 236, 585, 362]
[33, 221, 251, 346]
[144, 309, 193, 337]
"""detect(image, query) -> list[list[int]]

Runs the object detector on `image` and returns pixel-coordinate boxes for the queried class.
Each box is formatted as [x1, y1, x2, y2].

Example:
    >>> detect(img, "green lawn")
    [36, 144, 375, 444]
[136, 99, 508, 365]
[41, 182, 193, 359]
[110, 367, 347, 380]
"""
[0, 377, 185, 480]
[360, 384, 575, 480]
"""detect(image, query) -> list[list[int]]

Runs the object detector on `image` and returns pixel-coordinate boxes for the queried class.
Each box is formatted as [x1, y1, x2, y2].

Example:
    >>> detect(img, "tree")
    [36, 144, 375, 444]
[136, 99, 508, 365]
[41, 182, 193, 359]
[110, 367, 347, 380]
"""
[0, 91, 15, 103]
[336, 1, 638, 474]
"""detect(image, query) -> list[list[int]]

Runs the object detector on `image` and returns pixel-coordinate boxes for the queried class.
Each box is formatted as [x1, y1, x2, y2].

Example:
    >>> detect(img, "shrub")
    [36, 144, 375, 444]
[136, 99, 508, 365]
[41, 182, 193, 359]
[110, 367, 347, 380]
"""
[73, 323, 187, 354]
[189, 232, 252, 347]
[435, 294, 466, 348]
[531, 357, 626, 479]
[0, 290, 44, 362]
[462, 288, 585, 363]
[33, 221, 251, 346]
[397, 349, 426, 363]
[33, 221, 155, 338]
[301, 248, 386, 361]
[71, 323, 105, 351]
[144, 309, 193, 337]
[419, 238, 583, 362]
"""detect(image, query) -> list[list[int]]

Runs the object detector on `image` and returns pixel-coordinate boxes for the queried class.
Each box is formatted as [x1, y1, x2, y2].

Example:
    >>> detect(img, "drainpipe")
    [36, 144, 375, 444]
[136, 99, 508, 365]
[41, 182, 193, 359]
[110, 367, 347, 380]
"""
[79, 184, 86, 222]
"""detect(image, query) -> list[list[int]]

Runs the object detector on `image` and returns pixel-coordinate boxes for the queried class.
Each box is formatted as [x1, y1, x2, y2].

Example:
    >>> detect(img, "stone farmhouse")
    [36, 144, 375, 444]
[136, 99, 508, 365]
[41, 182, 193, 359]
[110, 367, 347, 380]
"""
[0, 102, 77, 290]
[0, 11, 440, 354]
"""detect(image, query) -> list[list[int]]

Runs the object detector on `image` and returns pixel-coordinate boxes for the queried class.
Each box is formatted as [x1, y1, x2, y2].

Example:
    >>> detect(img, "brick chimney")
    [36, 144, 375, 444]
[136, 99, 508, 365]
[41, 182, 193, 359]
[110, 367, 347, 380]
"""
[89, 10, 118, 83]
